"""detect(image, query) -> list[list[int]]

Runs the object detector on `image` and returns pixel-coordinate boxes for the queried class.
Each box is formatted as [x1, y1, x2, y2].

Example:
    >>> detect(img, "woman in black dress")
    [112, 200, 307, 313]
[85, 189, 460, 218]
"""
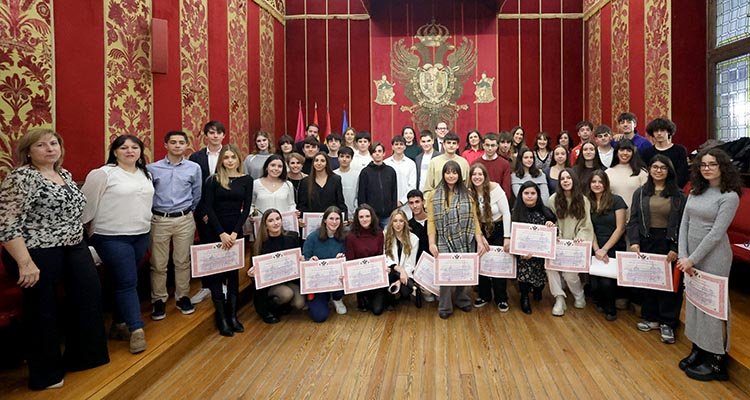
[204, 144, 253, 336]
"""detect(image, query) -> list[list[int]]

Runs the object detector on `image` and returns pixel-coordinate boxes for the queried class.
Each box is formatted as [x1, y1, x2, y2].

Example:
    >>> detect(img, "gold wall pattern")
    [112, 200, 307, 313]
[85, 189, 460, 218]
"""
[259, 9, 275, 135]
[587, 15, 602, 125]
[104, 0, 153, 161]
[253, 0, 285, 25]
[0, 0, 54, 179]
[180, 0, 209, 153]
[644, 0, 671, 122]
[610, 0, 629, 125]
[228, 0, 249, 155]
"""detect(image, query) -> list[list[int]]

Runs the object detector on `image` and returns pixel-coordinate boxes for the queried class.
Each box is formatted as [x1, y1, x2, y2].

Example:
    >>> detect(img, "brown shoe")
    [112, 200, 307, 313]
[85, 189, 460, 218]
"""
[129, 328, 146, 354]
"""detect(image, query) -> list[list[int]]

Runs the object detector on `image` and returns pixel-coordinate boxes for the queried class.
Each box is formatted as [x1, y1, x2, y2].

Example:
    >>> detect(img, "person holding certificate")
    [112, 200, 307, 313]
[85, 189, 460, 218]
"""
[587, 170, 627, 321]
[468, 163, 512, 312]
[346, 205, 388, 315]
[383, 209, 421, 307]
[511, 181, 557, 314]
[297, 152, 348, 219]
[252, 154, 297, 215]
[511, 148, 550, 206]
[677, 148, 741, 381]
[250, 209, 303, 324]
[203, 144, 254, 337]
[426, 161, 488, 319]
[547, 168, 594, 316]
[626, 155, 685, 344]
[302, 206, 347, 322]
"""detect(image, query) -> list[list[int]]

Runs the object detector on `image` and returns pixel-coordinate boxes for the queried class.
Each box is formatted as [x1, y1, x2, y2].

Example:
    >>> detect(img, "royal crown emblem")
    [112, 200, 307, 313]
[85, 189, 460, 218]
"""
[390, 20, 477, 130]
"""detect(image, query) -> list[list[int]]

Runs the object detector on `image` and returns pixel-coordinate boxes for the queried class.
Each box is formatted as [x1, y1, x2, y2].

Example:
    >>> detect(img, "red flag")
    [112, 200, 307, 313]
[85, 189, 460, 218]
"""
[313, 102, 319, 126]
[323, 109, 332, 141]
[295, 101, 305, 142]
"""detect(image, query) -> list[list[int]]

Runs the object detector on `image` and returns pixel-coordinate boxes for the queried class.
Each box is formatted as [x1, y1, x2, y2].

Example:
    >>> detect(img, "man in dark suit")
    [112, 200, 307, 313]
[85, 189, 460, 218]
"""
[432, 121, 449, 152]
[188, 120, 226, 304]
[415, 130, 442, 191]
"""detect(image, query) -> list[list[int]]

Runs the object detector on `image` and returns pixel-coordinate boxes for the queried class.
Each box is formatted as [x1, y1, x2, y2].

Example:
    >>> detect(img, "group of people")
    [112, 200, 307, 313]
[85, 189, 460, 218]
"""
[0, 112, 741, 390]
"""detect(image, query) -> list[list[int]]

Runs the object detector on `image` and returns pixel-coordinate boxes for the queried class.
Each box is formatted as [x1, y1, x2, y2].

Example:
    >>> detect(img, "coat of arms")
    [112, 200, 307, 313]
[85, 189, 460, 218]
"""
[391, 20, 477, 130]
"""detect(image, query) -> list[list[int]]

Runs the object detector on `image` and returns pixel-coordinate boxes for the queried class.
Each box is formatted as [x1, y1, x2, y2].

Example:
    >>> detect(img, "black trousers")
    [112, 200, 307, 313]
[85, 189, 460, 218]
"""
[203, 270, 240, 302]
[639, 228, 684, 328]
[478, 221, 508, 303]
[3, 241, 109, 390]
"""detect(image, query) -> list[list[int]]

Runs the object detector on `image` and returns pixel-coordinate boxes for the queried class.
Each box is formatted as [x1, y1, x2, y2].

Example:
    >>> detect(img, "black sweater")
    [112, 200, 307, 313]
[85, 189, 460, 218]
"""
[297, 173, 348, 217]
[357, 162, 398, 219]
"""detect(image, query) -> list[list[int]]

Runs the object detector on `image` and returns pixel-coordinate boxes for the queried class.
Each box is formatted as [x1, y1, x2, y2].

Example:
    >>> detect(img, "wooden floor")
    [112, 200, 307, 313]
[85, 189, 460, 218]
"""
[3, 285, 750, 399]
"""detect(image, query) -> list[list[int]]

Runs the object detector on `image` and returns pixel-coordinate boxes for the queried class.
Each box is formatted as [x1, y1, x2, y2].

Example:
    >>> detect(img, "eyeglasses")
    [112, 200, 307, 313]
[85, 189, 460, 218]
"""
[650, 165, 668, 171]
[700, 162, 719, 170]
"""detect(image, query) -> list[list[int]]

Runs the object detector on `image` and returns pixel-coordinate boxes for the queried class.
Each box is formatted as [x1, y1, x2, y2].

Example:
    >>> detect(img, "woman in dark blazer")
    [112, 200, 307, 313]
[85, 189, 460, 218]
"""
[297, 152, 347, 217]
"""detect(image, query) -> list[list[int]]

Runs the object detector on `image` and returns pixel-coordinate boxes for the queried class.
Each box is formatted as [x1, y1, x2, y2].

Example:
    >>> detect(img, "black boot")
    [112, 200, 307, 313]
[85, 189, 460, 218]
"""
[226, 295, 245, 333]
[212, 299, 233, 337]
[415, 287, 423, 309]
[679, 343, 703, 371]
[520, 292, 532, 314]
[532, 286, 543, 301]
[685, 352, 729, 381]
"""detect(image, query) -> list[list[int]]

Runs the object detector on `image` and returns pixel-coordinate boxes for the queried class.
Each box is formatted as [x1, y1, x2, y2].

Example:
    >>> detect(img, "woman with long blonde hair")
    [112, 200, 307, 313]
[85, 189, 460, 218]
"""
[383, 208, 421, 306]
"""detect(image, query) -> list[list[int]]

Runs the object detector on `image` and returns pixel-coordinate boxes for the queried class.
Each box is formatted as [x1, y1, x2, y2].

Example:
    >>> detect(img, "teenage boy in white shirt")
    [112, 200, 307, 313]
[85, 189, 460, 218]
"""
[333, 146, 358, 221]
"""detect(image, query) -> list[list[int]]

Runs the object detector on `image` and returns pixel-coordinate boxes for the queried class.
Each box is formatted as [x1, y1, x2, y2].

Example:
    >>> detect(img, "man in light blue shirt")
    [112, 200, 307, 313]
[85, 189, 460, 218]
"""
[147, 131, 202, 320]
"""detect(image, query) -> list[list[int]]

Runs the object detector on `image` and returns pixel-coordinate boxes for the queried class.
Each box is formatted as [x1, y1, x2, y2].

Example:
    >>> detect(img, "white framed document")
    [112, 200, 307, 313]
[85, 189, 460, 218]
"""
[615, 251, 673, 292]
[299, 258, 345, 294]
[509, 223, 557, 259]
[190, 241, 245, 278]
[545, 240, 592, 273]
[479, 246, 516, 278]
[589, 256, 618, 279]
[302, 212, 325, 239]
[434, 253, 479, 286]
[685, 270, 729, 320]
[251, 248, 301, 289]
[413, 253, 439, 296]
[342, 255, 389, 294]
[251, 210, 299, 236]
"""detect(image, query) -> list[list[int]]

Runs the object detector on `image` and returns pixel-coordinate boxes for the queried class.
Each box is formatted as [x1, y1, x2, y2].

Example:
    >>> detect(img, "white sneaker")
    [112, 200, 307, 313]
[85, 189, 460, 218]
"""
[332, 299, 347, 314]
[573, 295, 586, 309]
[423, 293, 436, 302]
[190, 288, 211, 304]
[46, 379, 64, 389]
[552, 296, 566, 316]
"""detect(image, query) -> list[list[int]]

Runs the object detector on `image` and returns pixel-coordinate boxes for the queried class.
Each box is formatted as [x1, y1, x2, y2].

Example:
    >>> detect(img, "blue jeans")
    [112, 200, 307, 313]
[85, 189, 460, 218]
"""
[91, 233, 149, 331]
[307, 290, 344, 323]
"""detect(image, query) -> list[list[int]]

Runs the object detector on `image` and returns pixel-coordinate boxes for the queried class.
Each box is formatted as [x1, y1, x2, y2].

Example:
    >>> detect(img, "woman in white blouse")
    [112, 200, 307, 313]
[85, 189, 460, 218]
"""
[82, 135, 154, 355]
[383, 209, 421, 306]
[252, 154, 297, 214]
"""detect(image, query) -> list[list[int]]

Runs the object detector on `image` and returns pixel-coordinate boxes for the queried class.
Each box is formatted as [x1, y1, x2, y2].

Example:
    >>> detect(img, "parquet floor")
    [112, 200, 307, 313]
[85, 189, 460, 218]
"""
[136, 286, 749, 400]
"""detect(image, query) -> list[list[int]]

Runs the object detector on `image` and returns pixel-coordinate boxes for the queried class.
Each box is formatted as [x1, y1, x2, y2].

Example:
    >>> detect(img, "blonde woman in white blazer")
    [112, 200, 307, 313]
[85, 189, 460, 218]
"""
[383, 209, 422, 307]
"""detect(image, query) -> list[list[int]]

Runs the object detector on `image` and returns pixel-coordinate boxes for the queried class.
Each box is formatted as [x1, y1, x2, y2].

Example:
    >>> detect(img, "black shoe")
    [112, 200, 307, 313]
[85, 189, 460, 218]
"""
[261, 313, 280, 324]
[212, 299, 233, 337]
[532, 288, 543, 302]
[177, 296, 195, 315]
[686, 353, 729, 381]
[357, 296, 369, 312]
[439, 311, 451, 319]
[605, 313, 617, 321]
[459, 305, 472, 312]
[225, 295, 245, 333]
[473, 298, 488, 308]
[679, 344, 704, 371]
[521, 295, 532, 314]
[151, 300, 166, 320]
[415, 288, 423, 309]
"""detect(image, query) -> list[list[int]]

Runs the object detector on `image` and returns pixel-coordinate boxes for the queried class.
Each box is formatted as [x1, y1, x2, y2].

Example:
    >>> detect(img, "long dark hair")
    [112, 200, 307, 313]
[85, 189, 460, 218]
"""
[587, 170, 614, 214]
[574, 141, 603, 173]
[306, 152, 333, 205]
[690, 147, 743, 196]
[350, 204, 381, 236]
[107, 134, 150, 179]
[467, 163, 494, 235]
[318, 206, 345, 241]
[550, 145, 570, 168]
[642, 155, 680, 198]
[554, 168, 586, 220]
[533, 131, 551, 152]
[438, 160, 469, 197]
[511, 181, 556, 223]
[464, 129, 482, 151]
[610, 138, 645, 175]
[261, 154, 288, 180]
[514, 148, 542, 178]
[254, 208, 285, 254]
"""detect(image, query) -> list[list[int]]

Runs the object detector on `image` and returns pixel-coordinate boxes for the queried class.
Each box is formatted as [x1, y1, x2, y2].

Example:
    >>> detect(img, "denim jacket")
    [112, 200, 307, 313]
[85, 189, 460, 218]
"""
[626, 187, 686, 252]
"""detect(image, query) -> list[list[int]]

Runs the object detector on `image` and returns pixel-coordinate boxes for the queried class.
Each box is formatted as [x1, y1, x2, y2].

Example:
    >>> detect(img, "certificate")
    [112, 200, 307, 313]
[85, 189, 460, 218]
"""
[545, 240, 592, 273]
[251, 248, 301, 289]
[615, 251, 673, 292]
[302, 212, 324, 240]
[589, 256, 618, 279]
[299, 258, 345, 294]
[509, 223, 557, 259]
[250, 210, 299, 236]
[413, 253, 439, 296]
[434, 253, 479, 286]
[342, 255, 389, 294]
[685, 270, 729, 320]
[479, 246, 516, 278]
[190, 241, 245, 278]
